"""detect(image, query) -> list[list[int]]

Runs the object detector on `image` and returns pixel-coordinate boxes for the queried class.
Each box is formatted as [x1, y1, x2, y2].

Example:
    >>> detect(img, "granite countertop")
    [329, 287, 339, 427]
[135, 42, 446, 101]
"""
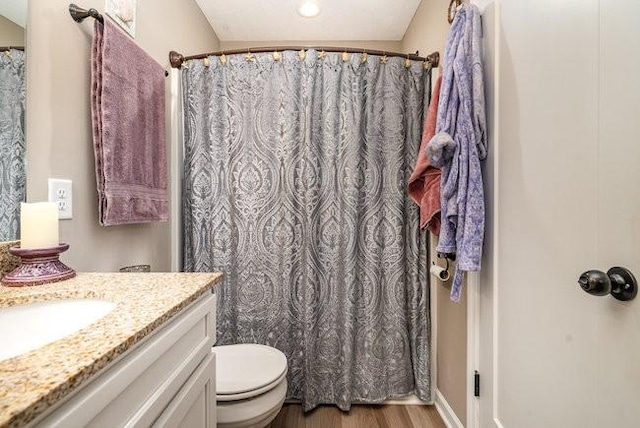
[0, 272, 222, 428]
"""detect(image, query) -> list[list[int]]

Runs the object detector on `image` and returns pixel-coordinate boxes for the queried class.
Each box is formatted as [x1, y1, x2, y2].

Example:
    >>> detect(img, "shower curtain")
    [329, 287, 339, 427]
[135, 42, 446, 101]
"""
[0, 49, 26, 241]
[182, 50, 431, 410]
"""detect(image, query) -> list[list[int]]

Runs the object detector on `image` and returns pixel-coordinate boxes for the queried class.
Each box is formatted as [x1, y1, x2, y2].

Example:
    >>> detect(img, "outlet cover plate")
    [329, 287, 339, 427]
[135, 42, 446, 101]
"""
[48, 179, 73, 220]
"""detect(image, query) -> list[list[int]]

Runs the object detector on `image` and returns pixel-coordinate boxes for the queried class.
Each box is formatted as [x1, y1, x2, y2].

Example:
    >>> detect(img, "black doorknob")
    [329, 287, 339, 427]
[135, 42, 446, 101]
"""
[578, 267, 638, 301]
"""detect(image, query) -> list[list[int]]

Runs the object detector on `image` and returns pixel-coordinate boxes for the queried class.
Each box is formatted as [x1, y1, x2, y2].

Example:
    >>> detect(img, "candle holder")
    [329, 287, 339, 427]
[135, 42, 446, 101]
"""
[1, 243, 76, 287]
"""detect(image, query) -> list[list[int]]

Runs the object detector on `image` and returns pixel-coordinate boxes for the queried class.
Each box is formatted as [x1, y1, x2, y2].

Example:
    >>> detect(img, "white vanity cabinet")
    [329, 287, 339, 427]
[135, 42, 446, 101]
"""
[30, 291, 217, 428]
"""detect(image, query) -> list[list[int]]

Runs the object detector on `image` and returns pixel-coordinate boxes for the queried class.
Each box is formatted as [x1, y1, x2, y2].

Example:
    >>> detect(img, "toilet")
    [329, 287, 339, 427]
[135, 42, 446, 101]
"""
[214, 344, 288, 428]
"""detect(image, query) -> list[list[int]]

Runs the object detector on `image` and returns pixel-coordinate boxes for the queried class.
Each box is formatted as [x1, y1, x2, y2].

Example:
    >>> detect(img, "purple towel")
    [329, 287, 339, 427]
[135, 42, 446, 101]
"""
[91, 19, 168, 226]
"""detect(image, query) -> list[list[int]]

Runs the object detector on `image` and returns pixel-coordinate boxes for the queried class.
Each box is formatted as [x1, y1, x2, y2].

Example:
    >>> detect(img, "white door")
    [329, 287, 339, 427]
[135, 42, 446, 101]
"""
[477, 0, 640, 427]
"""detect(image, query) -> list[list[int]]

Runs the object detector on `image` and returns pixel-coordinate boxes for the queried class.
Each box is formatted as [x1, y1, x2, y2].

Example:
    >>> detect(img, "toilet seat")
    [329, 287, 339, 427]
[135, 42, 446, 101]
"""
[217, 369, 287, 401]
[215, 344, 288, 401]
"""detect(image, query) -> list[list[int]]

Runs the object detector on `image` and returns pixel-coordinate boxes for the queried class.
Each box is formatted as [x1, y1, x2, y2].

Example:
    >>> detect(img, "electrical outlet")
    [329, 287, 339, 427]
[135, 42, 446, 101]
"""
[48, 179, 73, 220]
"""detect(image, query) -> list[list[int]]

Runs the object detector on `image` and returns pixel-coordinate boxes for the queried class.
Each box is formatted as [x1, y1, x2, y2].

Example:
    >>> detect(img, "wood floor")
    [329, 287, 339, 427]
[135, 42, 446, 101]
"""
[266, 404, 447, 428]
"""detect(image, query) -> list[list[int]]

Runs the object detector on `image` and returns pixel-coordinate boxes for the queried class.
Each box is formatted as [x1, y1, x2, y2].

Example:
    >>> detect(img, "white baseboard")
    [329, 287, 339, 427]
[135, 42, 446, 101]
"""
[435, 389, 464, 428]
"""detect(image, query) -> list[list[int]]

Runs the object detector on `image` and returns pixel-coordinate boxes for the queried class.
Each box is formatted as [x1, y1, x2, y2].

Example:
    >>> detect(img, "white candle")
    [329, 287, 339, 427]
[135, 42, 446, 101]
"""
[20, 202, 59, 249]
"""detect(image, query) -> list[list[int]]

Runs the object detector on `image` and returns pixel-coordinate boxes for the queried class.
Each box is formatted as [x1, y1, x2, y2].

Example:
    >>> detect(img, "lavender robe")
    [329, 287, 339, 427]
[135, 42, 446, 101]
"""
[427, 3, 487, 302]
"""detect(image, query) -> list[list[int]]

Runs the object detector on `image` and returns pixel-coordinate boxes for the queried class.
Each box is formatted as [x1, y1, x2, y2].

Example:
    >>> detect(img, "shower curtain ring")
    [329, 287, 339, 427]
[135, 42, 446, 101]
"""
[361, 49, 368, 64]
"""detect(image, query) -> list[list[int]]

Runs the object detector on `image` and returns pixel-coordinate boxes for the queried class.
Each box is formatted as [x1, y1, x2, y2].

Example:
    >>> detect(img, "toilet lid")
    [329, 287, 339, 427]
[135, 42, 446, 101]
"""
[215, 344, 288, 396]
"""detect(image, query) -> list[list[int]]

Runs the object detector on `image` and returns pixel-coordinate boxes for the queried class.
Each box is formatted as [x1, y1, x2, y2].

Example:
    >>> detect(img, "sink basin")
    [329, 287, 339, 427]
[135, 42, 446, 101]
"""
[0, 299, 116, 362]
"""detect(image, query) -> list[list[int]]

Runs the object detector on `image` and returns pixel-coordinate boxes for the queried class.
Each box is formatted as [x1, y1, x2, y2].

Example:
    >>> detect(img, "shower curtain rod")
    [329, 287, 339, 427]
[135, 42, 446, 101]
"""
[66, 4, 440, 69]
[0, 46, 24, 52]
[169, 48, 439, 69]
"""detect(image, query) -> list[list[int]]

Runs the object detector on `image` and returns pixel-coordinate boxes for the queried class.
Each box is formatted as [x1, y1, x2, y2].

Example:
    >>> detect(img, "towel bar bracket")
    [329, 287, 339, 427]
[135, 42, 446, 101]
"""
[69, 3, 104, 23]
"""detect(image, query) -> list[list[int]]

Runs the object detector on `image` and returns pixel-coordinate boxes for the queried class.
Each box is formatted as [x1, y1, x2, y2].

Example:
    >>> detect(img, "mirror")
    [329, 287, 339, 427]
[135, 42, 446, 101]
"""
[0, 1, 27, 241]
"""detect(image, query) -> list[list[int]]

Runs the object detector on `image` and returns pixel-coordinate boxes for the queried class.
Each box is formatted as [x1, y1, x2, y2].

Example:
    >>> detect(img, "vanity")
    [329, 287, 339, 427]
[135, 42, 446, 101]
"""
[0, 272, 222, 427]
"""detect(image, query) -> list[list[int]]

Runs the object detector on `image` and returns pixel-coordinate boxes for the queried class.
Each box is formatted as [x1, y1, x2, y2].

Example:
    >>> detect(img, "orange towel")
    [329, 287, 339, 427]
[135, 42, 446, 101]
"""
[408, 75, 443, 235]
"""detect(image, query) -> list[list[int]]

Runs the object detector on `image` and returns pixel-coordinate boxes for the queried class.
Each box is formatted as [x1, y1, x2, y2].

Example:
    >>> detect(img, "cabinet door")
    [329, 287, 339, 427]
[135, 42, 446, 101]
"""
[153, 352, 216, 428]
[32, 293, 216, 428]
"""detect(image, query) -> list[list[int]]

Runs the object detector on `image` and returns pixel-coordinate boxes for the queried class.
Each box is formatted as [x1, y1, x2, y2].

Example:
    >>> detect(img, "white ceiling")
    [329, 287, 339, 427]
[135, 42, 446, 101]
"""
[195, 0, 422, 41]
[0, 0, 27, 28]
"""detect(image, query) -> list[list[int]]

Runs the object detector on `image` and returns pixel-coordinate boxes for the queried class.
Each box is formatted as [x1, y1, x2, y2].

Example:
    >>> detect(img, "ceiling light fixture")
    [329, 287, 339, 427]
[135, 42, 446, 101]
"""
[297, 0, 321, 18]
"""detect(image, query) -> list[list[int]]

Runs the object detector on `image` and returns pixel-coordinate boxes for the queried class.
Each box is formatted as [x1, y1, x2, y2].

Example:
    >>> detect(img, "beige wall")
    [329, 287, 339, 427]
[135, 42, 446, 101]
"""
[402, 1, 468, 425]
[401, 0, 449, 64]
[434, 237, 468, 427]
[26, 0, 218, 272]
[0, 15, 25, 46]
[219, 40, 402, 52]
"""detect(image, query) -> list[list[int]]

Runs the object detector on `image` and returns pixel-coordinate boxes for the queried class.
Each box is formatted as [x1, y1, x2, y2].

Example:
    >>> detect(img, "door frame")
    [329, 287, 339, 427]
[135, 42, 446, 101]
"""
[467, 273, 480, 428]
[170, 68, 184, 273]
[468, 1, 501, 427]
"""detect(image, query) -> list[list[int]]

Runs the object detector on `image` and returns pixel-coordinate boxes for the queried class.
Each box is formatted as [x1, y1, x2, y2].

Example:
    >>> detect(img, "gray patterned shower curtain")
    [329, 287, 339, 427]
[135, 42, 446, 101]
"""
[182, 50, 431, 410]
[0, 49, 26, 241]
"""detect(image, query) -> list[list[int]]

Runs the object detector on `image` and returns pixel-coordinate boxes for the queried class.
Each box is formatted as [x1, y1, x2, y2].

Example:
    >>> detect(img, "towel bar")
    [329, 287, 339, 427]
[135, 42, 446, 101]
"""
[68, 4, 169, 77]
